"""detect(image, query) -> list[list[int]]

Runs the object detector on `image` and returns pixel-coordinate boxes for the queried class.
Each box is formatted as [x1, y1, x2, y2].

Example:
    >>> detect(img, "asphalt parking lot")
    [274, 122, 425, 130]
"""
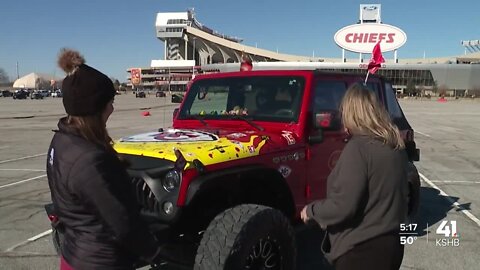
[0, 95, 479, 270]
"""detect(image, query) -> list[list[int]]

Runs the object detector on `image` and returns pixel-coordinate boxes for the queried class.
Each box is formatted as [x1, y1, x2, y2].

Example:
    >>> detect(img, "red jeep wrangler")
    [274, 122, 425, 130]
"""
[47, 69, 420, 269]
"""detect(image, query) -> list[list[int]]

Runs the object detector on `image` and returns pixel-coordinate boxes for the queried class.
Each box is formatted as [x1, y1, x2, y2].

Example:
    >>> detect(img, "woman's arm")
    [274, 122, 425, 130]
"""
[69, 151, 161, 263]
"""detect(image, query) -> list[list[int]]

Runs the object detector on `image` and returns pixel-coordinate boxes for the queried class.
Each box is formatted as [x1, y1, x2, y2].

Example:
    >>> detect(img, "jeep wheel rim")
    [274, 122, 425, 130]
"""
[245, 237, 281, 270]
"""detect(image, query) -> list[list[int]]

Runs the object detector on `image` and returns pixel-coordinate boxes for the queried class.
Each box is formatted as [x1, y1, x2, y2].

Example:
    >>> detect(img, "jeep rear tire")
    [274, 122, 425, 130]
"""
[194, 204, 296, 270]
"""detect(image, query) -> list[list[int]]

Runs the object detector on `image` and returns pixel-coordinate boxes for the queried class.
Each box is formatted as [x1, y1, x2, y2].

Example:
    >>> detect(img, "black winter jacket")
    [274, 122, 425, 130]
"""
[47, 118, 160, 270]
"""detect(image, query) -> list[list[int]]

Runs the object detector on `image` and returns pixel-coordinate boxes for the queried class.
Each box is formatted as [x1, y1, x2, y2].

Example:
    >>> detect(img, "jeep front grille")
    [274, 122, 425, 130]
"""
[131, 176, 160, 213]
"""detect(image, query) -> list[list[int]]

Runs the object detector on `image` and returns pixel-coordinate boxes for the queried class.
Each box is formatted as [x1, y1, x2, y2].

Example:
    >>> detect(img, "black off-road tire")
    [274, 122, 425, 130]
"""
[194, 204, 296, 270]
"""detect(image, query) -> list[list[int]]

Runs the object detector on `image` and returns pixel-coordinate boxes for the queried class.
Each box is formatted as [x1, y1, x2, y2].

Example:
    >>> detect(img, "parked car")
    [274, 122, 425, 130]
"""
[13, 90, 28, 99]
[156, 90, 166, 97]
[1, 90, 13, 97]
[171, 93, 184, 103]
[39, 90, 50, 98]
[135, 91, 146, 98]
[51, 90, 63, 98]
[31, 90, 44, 99]
[45, 69, 420, 268]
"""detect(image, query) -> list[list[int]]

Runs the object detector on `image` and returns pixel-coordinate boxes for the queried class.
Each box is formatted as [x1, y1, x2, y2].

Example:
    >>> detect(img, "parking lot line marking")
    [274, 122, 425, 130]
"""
[28, 229, 53, 241]
[5, 229, 52, 252]
[0, 153, 46, 164]
[419, 172, 480, 228]
[415, 131, 431, 138]
[0, 174, 47, 190]
[430, 180, 480, 184]
[0, 169, 46, 172]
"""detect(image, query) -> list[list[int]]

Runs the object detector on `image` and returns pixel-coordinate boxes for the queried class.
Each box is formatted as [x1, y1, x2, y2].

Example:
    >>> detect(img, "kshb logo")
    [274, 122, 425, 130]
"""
[435, 220, 460, 247]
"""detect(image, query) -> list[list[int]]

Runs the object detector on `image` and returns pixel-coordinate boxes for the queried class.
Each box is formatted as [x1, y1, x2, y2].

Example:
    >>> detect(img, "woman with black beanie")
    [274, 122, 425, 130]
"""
[47, 49, 162, 269]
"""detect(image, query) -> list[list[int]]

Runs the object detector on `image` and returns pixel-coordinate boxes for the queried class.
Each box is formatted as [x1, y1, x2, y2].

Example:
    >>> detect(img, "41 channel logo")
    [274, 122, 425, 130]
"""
[435, 220, 460, 247]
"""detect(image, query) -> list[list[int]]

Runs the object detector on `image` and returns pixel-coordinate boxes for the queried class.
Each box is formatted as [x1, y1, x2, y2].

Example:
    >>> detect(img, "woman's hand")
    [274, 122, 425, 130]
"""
[300, 206, 310, 224]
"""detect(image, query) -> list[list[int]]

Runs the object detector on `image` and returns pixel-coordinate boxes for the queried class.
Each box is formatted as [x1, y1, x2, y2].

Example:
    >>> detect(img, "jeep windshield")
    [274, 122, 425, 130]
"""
[178, 76, 305, 123]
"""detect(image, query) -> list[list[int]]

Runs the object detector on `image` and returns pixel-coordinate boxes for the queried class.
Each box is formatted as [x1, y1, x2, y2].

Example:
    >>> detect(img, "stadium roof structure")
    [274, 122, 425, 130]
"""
[154, 10, 480, 66]
[133, 9, 480, 93]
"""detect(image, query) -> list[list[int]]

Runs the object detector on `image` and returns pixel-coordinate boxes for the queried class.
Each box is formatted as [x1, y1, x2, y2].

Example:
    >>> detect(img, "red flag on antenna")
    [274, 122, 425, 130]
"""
[240, 55, 252, 71]
[367, 41, 385, 74]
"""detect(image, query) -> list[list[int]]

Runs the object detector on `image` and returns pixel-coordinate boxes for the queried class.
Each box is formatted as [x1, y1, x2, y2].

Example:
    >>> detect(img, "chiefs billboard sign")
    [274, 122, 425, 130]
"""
[130, 68, 141, 85]
[334, 23, 407, 53]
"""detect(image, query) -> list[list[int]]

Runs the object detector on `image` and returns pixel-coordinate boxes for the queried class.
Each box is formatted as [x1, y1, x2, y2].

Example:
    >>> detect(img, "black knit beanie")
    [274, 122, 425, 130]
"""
[58, 49, 115, 116]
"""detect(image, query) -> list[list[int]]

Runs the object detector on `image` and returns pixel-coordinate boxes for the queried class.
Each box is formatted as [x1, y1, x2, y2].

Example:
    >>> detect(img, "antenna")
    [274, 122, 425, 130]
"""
[188, 7, 195, 18]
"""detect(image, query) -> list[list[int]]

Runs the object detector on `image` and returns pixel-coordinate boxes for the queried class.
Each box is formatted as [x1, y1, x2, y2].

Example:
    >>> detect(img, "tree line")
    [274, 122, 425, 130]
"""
[0, 68, 9, 83]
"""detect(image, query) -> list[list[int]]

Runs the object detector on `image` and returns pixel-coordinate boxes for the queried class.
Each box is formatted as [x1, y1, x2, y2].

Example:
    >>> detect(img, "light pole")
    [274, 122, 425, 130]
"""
[192, 37, 197, 65]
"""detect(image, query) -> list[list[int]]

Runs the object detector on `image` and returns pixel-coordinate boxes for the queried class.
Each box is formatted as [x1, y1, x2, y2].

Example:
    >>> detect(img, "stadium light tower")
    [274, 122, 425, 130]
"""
[356, 4, 382, 63]
[359, 4, 381, 23]
[461, 40, 480, 53]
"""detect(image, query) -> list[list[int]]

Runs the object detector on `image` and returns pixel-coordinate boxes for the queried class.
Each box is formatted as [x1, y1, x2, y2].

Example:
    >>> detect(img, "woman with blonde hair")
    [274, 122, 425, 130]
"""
[301, 83, 408, 270]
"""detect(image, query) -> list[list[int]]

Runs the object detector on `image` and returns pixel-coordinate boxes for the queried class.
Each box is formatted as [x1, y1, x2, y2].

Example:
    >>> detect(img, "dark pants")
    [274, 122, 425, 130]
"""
[335, 233, 404, 270]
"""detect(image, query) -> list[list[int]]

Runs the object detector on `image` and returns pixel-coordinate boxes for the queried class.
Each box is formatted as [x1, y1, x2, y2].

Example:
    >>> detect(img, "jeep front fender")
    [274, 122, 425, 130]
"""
[184, 164, 296, 218]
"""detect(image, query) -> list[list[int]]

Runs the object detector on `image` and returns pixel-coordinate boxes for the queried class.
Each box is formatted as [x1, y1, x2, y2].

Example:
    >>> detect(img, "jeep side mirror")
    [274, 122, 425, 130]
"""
[313, 111, 335, 130]
[173, 108, 179, 121]
[309, 111, 338, 145]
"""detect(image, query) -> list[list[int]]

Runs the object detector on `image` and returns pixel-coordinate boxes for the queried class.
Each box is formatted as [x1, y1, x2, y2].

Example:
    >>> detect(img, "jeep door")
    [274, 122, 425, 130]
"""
[306, 79, 350, 201]
[305, 77, 384, 202]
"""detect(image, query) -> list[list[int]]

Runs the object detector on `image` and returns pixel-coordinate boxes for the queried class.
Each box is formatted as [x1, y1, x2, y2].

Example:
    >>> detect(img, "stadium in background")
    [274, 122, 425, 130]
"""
[127, 5, 480, 97]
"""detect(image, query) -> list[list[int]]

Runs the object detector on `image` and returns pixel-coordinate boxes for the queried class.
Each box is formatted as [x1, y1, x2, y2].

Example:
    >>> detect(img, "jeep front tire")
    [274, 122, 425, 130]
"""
[194, 204, 296, 270]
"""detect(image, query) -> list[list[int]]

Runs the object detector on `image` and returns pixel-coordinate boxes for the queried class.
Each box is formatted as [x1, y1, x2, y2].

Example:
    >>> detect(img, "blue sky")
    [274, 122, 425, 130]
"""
[1, 0, 479, 82]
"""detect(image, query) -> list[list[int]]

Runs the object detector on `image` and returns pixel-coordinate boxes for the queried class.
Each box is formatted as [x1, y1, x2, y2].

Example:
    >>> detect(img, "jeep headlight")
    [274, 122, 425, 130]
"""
[162, 170, 181, 192]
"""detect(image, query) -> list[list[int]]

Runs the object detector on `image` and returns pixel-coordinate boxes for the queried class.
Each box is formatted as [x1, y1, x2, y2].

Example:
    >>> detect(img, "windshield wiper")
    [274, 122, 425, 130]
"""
[231, 115, 264, 131]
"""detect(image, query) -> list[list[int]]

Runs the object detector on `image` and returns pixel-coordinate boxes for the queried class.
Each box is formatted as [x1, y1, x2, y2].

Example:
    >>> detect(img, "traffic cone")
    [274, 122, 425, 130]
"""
[437, 97, 447, 103]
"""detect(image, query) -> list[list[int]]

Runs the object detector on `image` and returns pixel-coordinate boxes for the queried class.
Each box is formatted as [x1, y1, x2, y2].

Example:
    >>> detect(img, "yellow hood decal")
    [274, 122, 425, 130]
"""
[114, 129, 267, 167]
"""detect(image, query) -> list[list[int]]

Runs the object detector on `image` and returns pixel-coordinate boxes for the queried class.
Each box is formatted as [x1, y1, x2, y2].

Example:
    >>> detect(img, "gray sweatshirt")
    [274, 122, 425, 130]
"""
[306, 135, 409, 262]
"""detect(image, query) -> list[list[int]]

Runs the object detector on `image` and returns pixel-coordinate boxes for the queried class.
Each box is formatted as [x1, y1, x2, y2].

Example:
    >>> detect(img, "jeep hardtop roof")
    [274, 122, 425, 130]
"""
[195, 69, 384, 80]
